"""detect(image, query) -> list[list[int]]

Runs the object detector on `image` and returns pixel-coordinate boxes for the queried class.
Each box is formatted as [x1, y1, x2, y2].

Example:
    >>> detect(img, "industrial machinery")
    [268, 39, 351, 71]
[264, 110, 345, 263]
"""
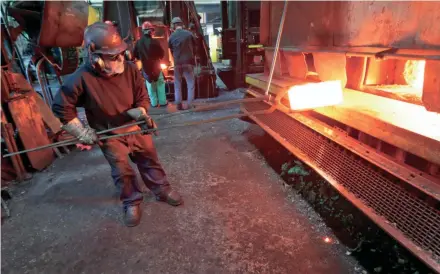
[242, 1, 440, 272]
[217, 1, 264, 90]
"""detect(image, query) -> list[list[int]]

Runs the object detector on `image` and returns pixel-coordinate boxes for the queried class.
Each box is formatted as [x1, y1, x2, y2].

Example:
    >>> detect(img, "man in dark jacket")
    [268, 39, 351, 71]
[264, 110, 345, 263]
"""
[134, 21, 167, 107]
[168, 17, 196, 110]
[52, 22, 182, 227]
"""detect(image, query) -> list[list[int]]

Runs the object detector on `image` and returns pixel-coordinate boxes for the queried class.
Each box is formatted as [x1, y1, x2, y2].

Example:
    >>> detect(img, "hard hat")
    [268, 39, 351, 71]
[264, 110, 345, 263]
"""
[84, 22, 127, 55]
[171, 17, 183, 24]
[104, 20, 119, 27]
[142, 21, 154, 30]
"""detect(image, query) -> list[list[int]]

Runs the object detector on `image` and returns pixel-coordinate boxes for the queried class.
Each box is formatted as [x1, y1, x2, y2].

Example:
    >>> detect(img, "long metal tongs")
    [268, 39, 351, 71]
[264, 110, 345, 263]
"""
[3, 91, 287, 159]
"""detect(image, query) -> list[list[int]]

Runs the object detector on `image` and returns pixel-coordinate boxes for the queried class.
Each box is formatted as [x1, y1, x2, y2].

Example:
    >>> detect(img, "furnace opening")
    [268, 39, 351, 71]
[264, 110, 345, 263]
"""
[363, 58, 426, 105]
[403, 60, 425, 90]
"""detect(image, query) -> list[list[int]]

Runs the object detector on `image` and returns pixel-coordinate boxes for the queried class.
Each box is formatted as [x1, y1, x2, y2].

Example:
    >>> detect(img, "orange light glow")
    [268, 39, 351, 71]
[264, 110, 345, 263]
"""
[324, 237, 332, 243]
[160, 63, 168, 70]
[287, 80, 344, 111]
[403, 60, 425, 90]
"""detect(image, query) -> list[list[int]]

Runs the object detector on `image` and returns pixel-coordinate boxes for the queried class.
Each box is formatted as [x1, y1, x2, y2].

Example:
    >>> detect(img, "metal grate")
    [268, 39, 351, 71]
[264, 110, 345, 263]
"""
[243, 102, 440, 266]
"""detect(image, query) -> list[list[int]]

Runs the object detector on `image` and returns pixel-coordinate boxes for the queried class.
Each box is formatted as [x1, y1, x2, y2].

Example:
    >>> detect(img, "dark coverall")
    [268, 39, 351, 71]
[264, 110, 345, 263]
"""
[133, 34, 166, 107]
[52, 62, 170, 206]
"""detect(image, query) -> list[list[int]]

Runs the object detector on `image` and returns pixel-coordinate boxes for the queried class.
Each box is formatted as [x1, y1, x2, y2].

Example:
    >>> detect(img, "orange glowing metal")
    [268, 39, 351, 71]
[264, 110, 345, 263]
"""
[160, 63, 167, 70]
[287, 80, 344, 111]
[404, 60, 425, 90]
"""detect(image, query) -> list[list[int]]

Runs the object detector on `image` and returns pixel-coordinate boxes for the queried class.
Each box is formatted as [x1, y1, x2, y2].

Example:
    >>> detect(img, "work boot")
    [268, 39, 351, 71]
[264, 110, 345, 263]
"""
[156, 188, 183, 206]
[183, 103, 195, 110]
[124, 204, 141, 227]
[166, 103, 181, 113]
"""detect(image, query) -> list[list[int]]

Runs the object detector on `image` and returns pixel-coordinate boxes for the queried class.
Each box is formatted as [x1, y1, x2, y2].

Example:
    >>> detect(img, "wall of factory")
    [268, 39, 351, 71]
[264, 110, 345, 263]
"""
[261, 1, 440, 49]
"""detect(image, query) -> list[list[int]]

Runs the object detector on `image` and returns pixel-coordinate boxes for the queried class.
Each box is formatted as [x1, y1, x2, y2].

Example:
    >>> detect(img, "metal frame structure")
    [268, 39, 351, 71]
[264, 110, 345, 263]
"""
[242, 89, 440, 272]
[245, 1, 440, 271]
[219, 1, 264, 88]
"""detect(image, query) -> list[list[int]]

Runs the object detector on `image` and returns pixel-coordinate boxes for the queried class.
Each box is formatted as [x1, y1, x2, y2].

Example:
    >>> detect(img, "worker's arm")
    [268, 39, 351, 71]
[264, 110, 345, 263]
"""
[52, 79, 97, 144]
[52, 81, 83, 125]
[126, 64, 157, 133]
[168, 35, 173, 54]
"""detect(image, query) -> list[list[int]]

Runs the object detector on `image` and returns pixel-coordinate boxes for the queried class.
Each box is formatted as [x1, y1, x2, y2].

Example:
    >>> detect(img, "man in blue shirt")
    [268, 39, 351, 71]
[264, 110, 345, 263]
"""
[168, 17, 196, 110]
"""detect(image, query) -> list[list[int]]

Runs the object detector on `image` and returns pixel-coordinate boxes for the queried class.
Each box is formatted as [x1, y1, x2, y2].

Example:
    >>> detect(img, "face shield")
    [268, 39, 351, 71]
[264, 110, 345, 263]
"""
[101, 52, 125, 76]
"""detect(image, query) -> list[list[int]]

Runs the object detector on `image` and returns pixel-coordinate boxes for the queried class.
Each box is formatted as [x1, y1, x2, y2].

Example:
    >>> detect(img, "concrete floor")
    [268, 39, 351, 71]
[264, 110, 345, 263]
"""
[1, 91, 361, 274]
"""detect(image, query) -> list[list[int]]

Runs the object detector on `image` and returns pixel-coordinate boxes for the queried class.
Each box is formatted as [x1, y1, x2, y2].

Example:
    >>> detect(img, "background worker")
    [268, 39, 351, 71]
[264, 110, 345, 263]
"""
[134, 21, 168, 107]
[168, 17, 196, 110]
[52, 22, 182, 227]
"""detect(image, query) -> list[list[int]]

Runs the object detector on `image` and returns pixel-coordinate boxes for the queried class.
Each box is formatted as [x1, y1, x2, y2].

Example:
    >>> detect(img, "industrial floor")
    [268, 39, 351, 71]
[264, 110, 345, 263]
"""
[1, 90, 362, 274]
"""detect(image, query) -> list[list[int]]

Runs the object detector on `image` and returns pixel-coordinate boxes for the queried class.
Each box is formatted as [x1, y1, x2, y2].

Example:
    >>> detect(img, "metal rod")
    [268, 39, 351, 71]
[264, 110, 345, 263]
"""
[154, 96, 267, 121]
[100, 109, 273, 141]
[72, 96, 268, 147]
[1, 119, 149, 157]
[3, 104, 276, 158]
[3, 95, 272, 158]
[36, 58, 51, 106]
[14, 96, 265, 156]
[265, 0, 288, 96]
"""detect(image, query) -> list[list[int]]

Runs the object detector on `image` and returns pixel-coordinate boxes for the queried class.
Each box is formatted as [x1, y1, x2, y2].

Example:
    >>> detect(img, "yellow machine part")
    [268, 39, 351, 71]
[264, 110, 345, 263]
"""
[87, 5, 100, 25]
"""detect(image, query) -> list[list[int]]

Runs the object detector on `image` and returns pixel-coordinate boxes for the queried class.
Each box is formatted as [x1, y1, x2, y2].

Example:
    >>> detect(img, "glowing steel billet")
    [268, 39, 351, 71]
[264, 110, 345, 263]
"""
[288, 80, 344, 111]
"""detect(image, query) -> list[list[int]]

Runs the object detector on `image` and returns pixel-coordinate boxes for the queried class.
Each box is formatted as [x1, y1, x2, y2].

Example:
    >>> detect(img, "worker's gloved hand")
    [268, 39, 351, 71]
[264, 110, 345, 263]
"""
[127, 107, 158, 135]
[61, 118, 99, 145]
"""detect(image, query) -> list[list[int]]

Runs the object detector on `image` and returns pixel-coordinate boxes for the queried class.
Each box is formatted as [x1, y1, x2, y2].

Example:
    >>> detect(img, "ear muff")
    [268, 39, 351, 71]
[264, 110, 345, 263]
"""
[88, 42, 129, 72]
[124, 50, 132, 61]
[88, 42, 105, 72]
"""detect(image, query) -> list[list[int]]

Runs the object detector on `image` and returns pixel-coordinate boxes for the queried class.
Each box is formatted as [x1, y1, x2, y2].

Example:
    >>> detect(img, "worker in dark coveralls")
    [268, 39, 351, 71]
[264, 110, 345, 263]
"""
[134, 21, 168, 107]
[52, 22, 182, 227]
[168, 17, 196, 110]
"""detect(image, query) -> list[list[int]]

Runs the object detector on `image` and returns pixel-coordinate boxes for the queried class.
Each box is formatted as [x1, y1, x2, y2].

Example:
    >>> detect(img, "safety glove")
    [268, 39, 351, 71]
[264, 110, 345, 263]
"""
[61, 118, 99, 145]
[127, 107, 158, 135]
